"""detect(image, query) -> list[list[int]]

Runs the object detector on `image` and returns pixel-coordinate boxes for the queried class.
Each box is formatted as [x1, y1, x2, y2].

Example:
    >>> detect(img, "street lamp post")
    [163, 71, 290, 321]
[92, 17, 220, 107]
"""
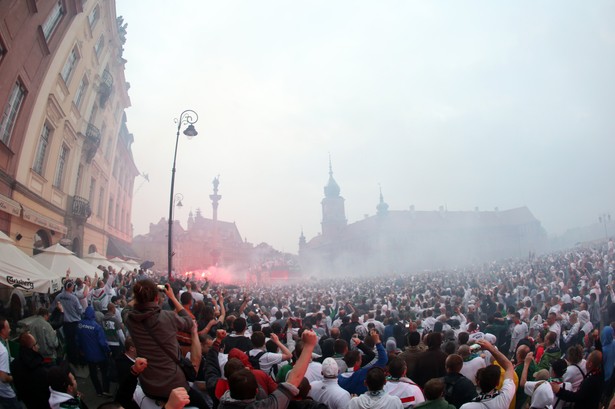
[168, 110, 198, 280]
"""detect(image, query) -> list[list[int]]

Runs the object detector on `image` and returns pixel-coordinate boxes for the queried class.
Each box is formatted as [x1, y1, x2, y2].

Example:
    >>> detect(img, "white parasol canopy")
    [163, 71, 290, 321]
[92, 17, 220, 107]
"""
[110, 257, 133, 272]
[82, 251, 124, 272]
[34, 243, 100, 279]
[125, 259, 141, 271]
[0, 231, 61, 293]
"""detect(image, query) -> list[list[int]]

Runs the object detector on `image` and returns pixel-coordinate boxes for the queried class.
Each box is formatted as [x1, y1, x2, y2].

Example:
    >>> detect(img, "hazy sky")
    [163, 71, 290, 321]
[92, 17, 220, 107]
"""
[117, 1, 615, 253]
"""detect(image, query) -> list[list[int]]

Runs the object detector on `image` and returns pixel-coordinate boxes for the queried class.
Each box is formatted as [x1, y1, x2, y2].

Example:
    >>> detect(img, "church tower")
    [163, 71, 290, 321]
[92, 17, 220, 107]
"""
[321, 157, 347, 236]
[376, 185, 389, 216]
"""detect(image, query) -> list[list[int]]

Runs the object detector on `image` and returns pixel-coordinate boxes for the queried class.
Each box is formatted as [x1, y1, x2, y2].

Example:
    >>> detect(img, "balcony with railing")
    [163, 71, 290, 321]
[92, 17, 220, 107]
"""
[99, 69, 113, 107]
[70, 195, 91, 222]
[84, 123, 100, 163]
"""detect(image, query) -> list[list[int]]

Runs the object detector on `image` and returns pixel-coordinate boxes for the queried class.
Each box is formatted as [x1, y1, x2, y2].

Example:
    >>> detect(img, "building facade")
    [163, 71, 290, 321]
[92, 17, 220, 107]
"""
[299, 164, 548, 276]
[0, 0, 138, 260]
[132, 178, 252, 276]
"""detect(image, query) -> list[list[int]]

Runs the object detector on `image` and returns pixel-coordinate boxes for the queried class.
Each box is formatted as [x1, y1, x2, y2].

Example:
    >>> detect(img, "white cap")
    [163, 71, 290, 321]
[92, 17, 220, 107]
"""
[321, 358, 339, 377]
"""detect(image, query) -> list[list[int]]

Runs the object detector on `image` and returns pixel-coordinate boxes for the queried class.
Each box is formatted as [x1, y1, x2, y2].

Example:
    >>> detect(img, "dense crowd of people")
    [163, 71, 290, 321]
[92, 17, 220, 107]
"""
[1, 239, 615, 409]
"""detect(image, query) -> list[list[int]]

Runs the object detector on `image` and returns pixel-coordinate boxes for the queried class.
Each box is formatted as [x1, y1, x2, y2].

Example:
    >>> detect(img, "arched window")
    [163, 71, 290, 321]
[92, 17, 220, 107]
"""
[88, 244, 97, 254]
[33, 229, 51, 255]
[72, 237, 81, 257]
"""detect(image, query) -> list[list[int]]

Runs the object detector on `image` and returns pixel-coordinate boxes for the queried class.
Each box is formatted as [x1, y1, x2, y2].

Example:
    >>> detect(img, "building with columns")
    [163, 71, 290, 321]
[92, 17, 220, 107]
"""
[0, 0, 139, 262]
[299, 162, 548, 276]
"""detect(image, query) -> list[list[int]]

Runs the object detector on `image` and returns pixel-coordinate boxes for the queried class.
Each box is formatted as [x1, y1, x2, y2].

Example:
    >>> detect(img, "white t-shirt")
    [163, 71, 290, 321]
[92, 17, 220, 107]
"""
[549, 322, 562, 345]
[248, 349, 285, 374]
[0, 340, 16, 398]
[384, 379, 425, 408]
[305, 361, 324, 383]
[524, 380, 554, 409]
[133, 384, 199, 409]
[191, 291, 204, 303]
[469, 331, 486, 342]
[562, 361, 586, 391]
[308, 378, 351, 409]
[460, 356, 486, 385]
[510, 322, 529, 353]
[460, 378, 515, 409]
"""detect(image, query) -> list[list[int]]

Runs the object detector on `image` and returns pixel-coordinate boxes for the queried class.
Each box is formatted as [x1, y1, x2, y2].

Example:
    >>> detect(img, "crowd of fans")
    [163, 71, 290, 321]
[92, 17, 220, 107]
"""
[1, 239, 615, 409]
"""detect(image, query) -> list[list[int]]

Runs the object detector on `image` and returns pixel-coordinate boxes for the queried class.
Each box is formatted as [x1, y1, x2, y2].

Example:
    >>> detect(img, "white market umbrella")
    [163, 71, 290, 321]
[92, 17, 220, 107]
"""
[125, 259, 140, 270]
[110, 257, 133, 272]
[82, 251, 124, 272]
[34, 243, 100, 279]
[0, 231, 61, 293]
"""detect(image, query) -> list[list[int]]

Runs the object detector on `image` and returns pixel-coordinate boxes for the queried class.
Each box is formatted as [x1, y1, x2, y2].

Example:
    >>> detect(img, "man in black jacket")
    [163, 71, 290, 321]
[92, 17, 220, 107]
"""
[414, 332, 448, 388]
[10, 332, 49, 408]
[115, 336, 137, 386]
[443, 354, 477, 409]
[222, 317, 253, 353]
[551, 350, 605, 409]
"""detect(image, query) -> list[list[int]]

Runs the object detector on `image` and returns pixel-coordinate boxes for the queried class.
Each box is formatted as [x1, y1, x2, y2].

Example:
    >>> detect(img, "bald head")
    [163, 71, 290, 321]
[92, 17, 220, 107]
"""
[516, 345, 530, 362]
[18, 332, 37, 350]
[330, 327, 340, 339]
[458, 344, 471, 358]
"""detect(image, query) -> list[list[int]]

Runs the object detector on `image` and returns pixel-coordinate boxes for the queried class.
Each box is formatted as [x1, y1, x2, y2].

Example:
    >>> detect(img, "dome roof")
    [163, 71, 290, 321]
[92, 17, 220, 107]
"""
[323, 157, 341, 198]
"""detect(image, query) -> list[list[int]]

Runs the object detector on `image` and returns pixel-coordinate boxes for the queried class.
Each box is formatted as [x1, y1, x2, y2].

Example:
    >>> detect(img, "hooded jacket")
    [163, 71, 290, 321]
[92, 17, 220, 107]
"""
[536, 344, 561, 371]
[48, 389, 87, 409]
[123, 301, 193, 399]
[77, 306, 110, 363]
[601, 326, 615, 381]
[339, 342, 388, 395]
[347, 390, 403, 409]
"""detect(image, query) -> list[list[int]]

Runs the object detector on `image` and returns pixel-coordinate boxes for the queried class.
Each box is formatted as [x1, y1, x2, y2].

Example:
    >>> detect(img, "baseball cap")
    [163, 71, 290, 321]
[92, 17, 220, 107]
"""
[321, 357, 339, 377]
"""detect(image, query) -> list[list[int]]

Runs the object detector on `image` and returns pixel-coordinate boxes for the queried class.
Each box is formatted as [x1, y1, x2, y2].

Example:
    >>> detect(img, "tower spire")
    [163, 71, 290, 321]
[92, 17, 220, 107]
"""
[324, 155, 340, 198]
[299, 228, 306, 248]
[377, 183, 389, 216]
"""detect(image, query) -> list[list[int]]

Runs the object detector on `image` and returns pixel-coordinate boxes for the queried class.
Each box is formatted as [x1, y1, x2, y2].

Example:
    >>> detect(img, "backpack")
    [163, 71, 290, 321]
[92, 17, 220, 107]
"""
[249, 351, 267, 370]
[444, 376, 459, 400]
